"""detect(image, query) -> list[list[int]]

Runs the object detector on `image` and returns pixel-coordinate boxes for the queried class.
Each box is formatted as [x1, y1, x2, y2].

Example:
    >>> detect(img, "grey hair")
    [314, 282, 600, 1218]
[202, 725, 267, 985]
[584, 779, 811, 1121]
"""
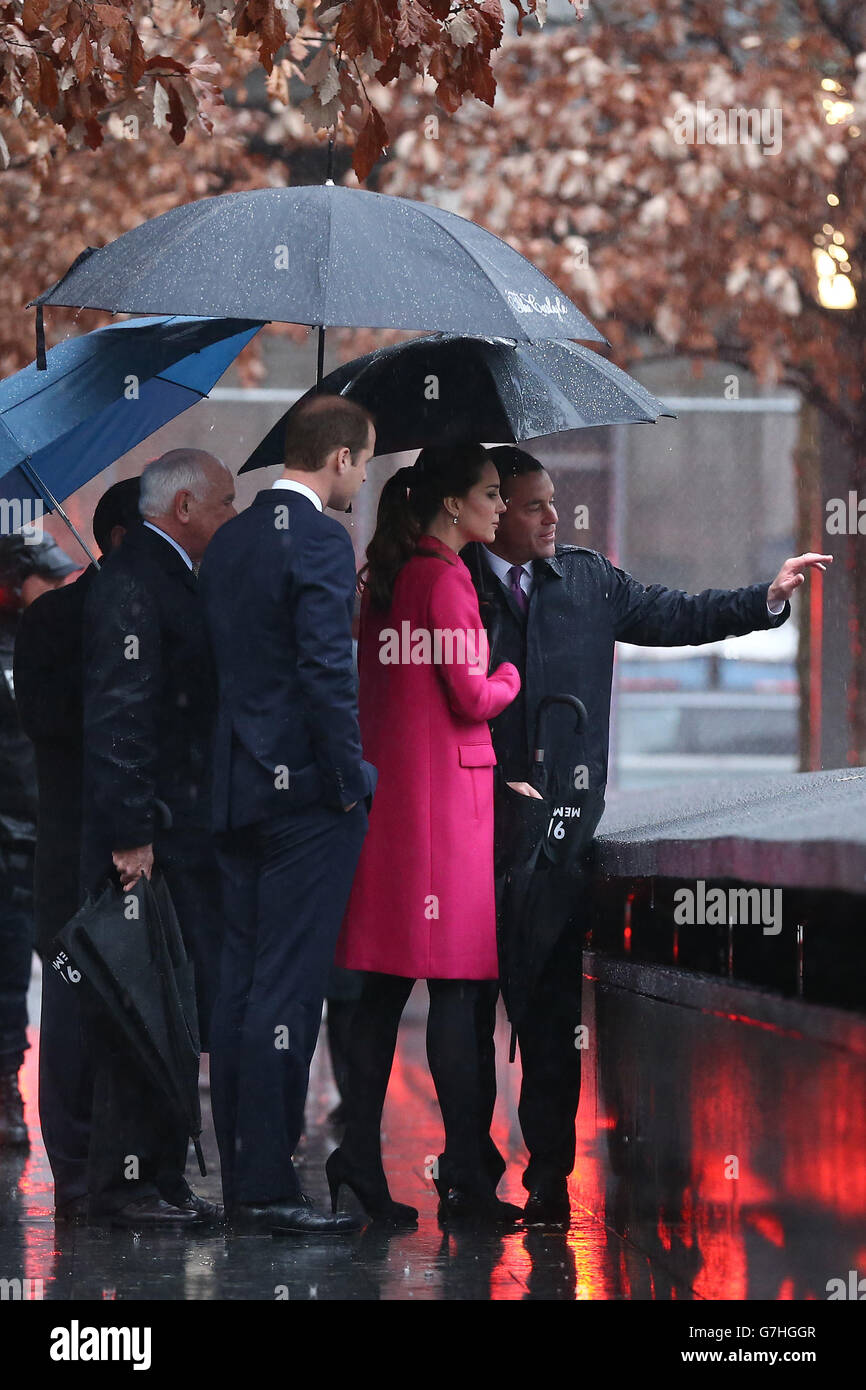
[139, 449, 229, 519]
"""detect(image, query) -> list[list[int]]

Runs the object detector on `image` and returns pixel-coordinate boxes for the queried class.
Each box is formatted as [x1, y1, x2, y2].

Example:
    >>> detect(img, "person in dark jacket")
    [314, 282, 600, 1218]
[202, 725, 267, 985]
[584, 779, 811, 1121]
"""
[199, 395, 376, 1235]
[462, 445, 832, 1226]
[80, 449, 234, 1229]
[0, 532, 78, 1149]
[14, 478, 140, 1221]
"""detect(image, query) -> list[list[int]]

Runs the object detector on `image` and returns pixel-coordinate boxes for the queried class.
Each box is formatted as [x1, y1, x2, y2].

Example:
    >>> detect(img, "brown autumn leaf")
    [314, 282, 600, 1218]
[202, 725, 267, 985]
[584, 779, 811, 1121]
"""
[166, 80, 188, 144]
[92, 3, 127, 26]
[353, 101, 387, 180]
[19, 0, 50, 35]
[37, 52, 59, 110]
[72, 29, 95, 84]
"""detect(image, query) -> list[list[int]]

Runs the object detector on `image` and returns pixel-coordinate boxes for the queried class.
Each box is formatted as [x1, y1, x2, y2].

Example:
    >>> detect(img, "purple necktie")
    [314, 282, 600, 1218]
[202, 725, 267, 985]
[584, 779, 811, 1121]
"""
[507, 564, 528, 613]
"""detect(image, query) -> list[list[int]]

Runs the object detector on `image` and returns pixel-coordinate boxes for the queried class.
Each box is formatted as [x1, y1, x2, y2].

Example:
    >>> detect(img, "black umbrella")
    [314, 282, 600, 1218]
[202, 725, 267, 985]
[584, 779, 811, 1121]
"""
[241, 334, 674, 471]
[57, 873, 205, 1174]
[31, 186, 605, 375]
[496, 696, 606, 1054]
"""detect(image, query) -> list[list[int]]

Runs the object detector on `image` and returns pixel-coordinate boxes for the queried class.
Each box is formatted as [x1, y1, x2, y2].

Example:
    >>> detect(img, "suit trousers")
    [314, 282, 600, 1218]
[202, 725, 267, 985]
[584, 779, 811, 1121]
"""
[155, 827, 223, 1052]
[0, 857, 33, 1072]
[515, 919, 584, 1192]
[211, 800, 368, 1207]
[479, 916, 584, 1194]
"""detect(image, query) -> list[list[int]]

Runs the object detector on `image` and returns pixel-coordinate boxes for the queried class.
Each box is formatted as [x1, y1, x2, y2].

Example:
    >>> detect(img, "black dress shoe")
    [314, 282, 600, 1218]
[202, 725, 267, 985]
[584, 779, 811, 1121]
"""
[173, 1192, 224, 1224]
[231, 1197, 360, 1235]
[55, 1195, 89, 1227]
[523, 1188, 570, 1226]
[438, 1188, 524, 1225]
[0, 1072, 29, 1150]
[99, 1197, 207, 1230]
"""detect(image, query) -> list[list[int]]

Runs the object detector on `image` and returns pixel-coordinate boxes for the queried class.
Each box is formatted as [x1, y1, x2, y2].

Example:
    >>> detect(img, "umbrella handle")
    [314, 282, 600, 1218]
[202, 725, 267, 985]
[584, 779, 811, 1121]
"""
[532, 694, 588, 768]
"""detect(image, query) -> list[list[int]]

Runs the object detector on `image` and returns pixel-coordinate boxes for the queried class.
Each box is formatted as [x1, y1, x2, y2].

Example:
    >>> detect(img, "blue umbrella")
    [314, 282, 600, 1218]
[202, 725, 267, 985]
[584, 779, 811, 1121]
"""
[0, 314, 264, 563]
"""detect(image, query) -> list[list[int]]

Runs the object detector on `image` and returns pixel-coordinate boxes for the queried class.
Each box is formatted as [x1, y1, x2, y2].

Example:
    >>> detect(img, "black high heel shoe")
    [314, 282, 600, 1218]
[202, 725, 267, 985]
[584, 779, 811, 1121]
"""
[326, 1148, 418, 1227]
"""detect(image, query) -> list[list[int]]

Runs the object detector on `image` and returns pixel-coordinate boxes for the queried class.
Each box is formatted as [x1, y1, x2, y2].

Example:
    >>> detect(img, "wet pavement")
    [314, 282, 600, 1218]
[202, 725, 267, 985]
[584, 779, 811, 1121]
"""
[2, 955, 865, 1301]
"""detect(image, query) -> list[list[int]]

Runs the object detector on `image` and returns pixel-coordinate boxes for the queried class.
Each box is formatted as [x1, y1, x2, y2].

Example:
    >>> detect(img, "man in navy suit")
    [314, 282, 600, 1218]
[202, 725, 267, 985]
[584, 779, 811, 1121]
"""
[199, 395, 377, 1235]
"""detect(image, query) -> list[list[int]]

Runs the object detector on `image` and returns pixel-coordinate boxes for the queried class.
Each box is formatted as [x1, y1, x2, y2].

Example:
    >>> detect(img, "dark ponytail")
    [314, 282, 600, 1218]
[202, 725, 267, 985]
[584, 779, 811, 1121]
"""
[361, 443, 490, 610]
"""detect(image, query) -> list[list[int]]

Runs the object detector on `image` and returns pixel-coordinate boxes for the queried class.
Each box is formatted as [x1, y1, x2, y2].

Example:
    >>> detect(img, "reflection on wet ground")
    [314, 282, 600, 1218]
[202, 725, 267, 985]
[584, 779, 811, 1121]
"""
[1, 957, 864, 1300]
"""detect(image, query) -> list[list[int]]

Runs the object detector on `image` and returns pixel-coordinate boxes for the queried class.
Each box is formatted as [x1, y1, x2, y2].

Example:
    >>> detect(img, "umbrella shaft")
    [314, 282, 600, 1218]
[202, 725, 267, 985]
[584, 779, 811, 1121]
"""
[316, 325, 326, 387]
[19, 459, 100, 569]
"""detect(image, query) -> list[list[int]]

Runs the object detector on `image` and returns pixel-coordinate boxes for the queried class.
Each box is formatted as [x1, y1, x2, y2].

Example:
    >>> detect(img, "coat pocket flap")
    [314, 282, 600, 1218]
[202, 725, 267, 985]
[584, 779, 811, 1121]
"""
[458, 743, 497, 768]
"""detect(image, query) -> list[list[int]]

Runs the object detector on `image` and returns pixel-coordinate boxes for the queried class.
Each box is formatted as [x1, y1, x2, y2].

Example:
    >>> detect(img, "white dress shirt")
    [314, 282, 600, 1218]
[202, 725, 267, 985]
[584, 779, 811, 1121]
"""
[142, 521, 193, 571]
[272, 478, 324, 512]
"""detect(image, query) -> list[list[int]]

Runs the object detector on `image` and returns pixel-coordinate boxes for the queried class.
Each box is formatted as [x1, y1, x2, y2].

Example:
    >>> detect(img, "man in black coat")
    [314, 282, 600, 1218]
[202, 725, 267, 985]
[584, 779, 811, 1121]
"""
[14, 478, 140, 1222]
[199, 395, 376, 1235]
[463, 445, 831, 1225]
[0, 534, 78, 1149]
[80, 449, 235, 1228]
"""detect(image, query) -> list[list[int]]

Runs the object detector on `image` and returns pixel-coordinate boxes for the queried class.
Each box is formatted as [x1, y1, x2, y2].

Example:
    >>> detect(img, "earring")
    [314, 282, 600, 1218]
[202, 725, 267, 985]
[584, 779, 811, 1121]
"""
[452, 513, 459, 525]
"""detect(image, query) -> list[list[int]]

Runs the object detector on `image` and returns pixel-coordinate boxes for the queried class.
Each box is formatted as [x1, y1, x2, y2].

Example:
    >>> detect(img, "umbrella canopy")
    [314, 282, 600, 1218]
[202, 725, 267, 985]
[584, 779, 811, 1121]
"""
[496, 696, 605, 1041]
[33, 186, 605, 350]
[0, 314, 263, 513]
[58, 873, 205, 1173]
[239, 334, 673, 471]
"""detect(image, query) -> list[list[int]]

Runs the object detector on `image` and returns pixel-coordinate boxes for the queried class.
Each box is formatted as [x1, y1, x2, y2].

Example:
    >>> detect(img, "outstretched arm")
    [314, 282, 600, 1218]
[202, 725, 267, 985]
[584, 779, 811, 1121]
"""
[607, 552, 831, 646]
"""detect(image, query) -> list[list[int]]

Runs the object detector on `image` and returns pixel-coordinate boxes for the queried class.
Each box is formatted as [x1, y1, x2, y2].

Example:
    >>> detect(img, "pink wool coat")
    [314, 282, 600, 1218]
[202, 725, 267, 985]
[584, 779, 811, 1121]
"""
[336, 535, 520, 980]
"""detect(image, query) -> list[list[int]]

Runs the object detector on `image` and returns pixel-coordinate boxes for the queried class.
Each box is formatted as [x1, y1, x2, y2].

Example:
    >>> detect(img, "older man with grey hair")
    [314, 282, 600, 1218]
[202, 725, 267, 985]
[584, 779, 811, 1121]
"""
[79, 447, 234, 1229]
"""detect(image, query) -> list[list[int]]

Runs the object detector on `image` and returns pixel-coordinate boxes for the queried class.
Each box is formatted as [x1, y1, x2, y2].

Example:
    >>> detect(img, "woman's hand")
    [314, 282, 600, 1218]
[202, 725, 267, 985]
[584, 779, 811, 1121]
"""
[506, 781, 543, 800]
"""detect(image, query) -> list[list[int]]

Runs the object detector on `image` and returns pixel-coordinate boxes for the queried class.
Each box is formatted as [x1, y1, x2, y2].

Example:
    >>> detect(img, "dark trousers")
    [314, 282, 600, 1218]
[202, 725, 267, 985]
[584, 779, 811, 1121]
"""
[38, 964, 93, 1207]
[211, 801, 368, 1207]
[0, 860, 33, 1073]
[481, 920, 584, 1193]
[156, 829, 223, 1052]
[342, 972, 503, 1192]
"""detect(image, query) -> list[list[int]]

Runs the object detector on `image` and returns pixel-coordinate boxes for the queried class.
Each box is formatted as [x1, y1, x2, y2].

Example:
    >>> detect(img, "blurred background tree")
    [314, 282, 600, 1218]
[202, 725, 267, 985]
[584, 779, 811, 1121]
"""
[1, 0, 864, 763]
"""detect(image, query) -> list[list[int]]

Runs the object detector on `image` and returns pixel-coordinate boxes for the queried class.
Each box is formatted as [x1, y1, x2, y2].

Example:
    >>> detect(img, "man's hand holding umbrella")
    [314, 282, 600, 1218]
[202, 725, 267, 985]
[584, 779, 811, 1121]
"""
[113, 844, 154, 891]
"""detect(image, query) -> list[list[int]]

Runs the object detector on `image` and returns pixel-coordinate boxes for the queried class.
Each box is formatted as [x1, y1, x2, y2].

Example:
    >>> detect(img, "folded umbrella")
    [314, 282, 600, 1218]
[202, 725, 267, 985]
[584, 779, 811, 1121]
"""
[496, 696, 606, 1054]
[240, 334, 674, 471]
[0, 314, 263, 562]
[57, 873, 205, 1174]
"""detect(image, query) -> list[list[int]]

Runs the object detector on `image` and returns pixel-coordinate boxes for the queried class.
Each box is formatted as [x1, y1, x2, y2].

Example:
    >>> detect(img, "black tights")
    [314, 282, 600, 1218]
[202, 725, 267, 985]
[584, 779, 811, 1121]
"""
[341, 972, 499, 1193]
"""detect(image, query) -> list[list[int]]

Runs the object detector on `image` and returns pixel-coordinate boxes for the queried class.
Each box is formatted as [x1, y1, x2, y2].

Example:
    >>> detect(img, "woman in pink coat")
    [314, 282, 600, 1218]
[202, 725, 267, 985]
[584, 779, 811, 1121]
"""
[329, 444, 521, 1225]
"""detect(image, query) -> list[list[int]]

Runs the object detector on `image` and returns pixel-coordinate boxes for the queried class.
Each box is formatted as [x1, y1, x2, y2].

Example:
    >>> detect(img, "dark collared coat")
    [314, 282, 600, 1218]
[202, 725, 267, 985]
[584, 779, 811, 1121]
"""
[82, 522, 216, 863]
[462, 543, 790, 793]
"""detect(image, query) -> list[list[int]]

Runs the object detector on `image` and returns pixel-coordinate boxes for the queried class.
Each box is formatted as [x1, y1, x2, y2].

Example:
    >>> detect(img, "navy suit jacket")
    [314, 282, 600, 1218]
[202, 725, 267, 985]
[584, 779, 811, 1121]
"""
[199, 488, 375, 831]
